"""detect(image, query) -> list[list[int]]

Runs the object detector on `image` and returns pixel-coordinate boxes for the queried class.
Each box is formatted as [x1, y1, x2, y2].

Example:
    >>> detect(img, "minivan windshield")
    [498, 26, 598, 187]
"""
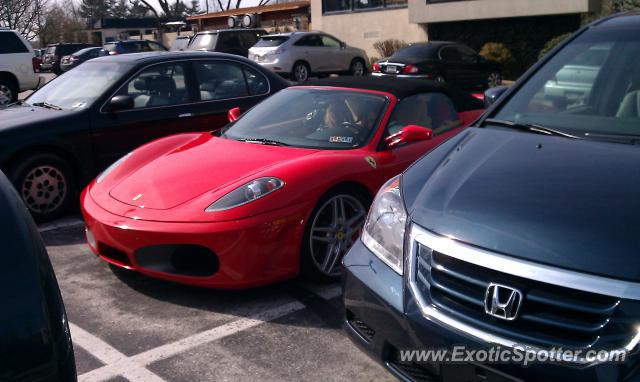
[493, 27, 640, 141]
[27, 62, 128, 110]
[223, 88, 387, 149]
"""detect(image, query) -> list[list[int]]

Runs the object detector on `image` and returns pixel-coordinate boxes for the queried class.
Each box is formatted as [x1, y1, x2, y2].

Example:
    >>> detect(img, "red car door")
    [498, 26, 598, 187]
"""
[375, 92, 467, 178]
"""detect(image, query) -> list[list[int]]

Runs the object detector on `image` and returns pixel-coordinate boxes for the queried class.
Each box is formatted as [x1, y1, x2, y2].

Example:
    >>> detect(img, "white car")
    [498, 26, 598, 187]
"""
[248, 32, 368, 82]
[0, 28, 41, 105]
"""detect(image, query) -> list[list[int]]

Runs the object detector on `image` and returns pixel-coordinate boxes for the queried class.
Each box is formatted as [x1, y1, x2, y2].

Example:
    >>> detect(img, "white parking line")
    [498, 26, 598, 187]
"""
[78, 300, 306, 382]
[70, 323, 166, 382]
[38, 217, 84, 233]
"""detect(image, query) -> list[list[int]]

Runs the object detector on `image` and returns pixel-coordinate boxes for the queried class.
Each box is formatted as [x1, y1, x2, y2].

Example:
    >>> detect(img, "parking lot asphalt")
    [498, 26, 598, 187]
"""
[42, 220, 394, 382]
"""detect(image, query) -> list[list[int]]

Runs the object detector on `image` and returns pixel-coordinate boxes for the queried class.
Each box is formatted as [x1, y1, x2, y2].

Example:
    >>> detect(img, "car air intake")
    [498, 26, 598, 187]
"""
[413, 242, 632, 350]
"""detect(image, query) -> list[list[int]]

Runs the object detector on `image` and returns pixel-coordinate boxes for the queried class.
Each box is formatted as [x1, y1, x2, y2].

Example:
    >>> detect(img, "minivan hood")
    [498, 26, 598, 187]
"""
[405, 128, 640, 281]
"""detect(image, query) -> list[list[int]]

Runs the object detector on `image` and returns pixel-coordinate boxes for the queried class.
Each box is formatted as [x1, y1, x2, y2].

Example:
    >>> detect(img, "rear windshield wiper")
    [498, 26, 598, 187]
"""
[584, 132, 640, 144]
[483, 118, 578, 139]
[236, 138, 290, 146]
[32, 102, 62, 110]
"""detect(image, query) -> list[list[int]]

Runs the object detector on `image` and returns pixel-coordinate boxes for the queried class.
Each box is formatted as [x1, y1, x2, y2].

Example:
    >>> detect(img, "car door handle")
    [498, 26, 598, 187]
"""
[178, 113, 192, 118]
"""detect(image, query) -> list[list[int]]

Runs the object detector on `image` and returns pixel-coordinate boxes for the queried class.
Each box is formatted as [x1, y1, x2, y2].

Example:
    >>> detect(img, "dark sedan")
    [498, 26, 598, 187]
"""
[372, 42, 502, 90]
[0, 51, 289, 221]
[60, 47, 109, 72]
[345, 13, 640, 382]
[0, 170, 76, 381]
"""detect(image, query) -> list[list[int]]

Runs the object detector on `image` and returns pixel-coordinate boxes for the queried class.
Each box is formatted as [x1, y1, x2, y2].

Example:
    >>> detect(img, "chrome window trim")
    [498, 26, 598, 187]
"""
[407, 223, 640, 366]
[99, 57, 271, 114]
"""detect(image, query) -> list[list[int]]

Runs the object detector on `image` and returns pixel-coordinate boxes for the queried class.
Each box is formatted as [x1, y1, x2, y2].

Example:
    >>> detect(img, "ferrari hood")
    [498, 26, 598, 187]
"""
[404, 128, 640, 281]
[109, 135, 318, 210]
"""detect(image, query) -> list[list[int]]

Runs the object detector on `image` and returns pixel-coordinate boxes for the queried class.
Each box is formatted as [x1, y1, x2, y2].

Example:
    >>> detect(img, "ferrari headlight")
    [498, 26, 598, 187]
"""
[205, 177, 284, 212]
[361, 175, 407, 274]
[96, 152, 132, 184]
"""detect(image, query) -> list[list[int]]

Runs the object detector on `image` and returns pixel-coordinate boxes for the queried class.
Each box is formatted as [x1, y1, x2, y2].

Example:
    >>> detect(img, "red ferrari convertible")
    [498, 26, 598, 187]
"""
[81, 77, 484, 289]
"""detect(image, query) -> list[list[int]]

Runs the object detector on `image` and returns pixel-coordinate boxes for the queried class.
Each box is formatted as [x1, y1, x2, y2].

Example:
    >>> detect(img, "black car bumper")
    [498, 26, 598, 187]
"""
[342, 240, 640, 382]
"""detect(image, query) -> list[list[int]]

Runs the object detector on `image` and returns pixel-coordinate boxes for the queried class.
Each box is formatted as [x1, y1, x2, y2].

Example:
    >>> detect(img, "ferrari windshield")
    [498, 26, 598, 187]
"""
[492, 26, 640, 140]
[27, 62, 128, 110]
[223, 88, 388, 149]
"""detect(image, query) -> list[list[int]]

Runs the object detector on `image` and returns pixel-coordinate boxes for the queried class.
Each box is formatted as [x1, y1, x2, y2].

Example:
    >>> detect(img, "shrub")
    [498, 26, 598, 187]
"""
[539, 33, 572, 59]
[479, 42, 513, 66]
[373, 39, 408, 58]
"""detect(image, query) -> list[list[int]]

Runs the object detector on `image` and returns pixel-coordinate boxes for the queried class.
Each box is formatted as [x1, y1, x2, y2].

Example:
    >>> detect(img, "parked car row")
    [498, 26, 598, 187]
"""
[6, 12, 640, 382]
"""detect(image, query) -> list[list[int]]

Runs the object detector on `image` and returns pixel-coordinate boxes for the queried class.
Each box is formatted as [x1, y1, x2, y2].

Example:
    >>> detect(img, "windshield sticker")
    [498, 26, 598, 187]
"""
[330, 136, 354, 144]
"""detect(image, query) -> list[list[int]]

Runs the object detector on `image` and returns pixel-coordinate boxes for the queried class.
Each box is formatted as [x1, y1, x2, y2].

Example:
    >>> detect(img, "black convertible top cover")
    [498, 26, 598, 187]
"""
[303, 76, 484, 112]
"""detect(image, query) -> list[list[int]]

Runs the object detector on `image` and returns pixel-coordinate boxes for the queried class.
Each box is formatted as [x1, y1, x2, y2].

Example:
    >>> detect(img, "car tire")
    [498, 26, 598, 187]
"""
[300, 186, 371, 282]
[0, 75, 18, 106]
[292, 62, 310, 82]
[487, 71, 502, 88]
[350, 59, 366, 77]
[8, 153, 76, 222]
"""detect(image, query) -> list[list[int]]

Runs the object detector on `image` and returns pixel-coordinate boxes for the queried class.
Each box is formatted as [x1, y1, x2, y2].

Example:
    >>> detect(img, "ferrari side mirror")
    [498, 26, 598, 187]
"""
[385, 125, 433, 149]
[228, 107, 241, 122]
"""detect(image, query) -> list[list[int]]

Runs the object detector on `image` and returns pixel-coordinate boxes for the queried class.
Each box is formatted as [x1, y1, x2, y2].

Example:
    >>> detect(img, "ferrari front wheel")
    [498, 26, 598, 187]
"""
[301, 188, 369, 281]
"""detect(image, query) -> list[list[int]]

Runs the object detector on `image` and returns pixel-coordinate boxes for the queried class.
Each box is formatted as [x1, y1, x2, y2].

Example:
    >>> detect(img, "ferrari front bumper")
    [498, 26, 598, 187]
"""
[81, 189, 312, 289]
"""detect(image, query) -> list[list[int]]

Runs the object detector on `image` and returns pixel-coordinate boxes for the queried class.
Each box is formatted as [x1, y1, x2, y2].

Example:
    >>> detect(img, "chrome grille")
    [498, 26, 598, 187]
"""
[409, 226, 638, 353]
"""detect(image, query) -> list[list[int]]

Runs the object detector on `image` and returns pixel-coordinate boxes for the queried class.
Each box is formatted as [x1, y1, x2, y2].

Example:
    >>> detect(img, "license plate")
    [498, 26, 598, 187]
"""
[385, 65, 397, 74]
[256, 55, 265, 63]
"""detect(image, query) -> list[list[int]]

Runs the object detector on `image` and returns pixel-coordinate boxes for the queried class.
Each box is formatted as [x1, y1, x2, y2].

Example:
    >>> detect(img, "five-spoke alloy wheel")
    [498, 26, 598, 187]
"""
[303, 190, 369, 279]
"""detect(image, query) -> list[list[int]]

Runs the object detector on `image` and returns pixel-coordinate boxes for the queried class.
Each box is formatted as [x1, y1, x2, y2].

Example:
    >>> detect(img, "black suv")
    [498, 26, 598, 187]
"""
[103, 40, 168, 55]
[188, 29, 266, 57]
[41, 43, 95, 74]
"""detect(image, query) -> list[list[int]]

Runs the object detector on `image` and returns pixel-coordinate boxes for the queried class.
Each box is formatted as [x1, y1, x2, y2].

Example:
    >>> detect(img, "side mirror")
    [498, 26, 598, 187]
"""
[385, 125, 433, 149]
[484, 86, 509, 108]
[107, 95, 134, 112]
[228, 107, 241, 122]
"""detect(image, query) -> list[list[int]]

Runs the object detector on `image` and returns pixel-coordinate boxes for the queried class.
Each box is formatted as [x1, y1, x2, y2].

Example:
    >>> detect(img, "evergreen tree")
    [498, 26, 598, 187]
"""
[110, 0, 130, 17]
[186, 0, 200, 15]
[129, 0, 151, 17]
[79, 0, 109, 22]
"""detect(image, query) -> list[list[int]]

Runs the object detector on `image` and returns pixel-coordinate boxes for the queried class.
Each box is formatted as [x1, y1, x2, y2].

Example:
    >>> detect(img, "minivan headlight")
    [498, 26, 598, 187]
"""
[361, 175, 407, 274]
[205, 177, 284, 212]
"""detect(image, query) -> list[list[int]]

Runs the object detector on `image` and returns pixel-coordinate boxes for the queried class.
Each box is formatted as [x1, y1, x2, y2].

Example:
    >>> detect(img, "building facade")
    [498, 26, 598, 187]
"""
[187, 1, 311, 33]
[314, 0, 602, 74]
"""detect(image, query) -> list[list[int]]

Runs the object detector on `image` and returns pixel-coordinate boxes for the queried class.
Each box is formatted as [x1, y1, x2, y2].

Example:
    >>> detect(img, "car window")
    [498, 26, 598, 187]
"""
[255, 36, 289, 47]
[224, 88, 387, 149]
[28, 62, 128, 110]
[189, 33, 217, 50]
[295, 35, 322, 47]
[321, 35, 342, 48]
[440, 46, 461, 61]
[239, 31, 261, 50]
[392, 44, 437, 59]
[457, 45, 478, 63]
[492, 26, 640, 137]
[387, 93, 461, 136]
[0, 32, 29, 54]
[216, 33, 241, 52]
[244, 66, 269, 95]
[117, 62, 190, 109]
[148, 42, 166, 51]
[194, 61, 249, 101]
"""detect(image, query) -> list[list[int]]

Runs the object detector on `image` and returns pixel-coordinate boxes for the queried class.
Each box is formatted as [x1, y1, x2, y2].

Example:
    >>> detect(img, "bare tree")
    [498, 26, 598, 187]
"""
[0, 0, 48, 39]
